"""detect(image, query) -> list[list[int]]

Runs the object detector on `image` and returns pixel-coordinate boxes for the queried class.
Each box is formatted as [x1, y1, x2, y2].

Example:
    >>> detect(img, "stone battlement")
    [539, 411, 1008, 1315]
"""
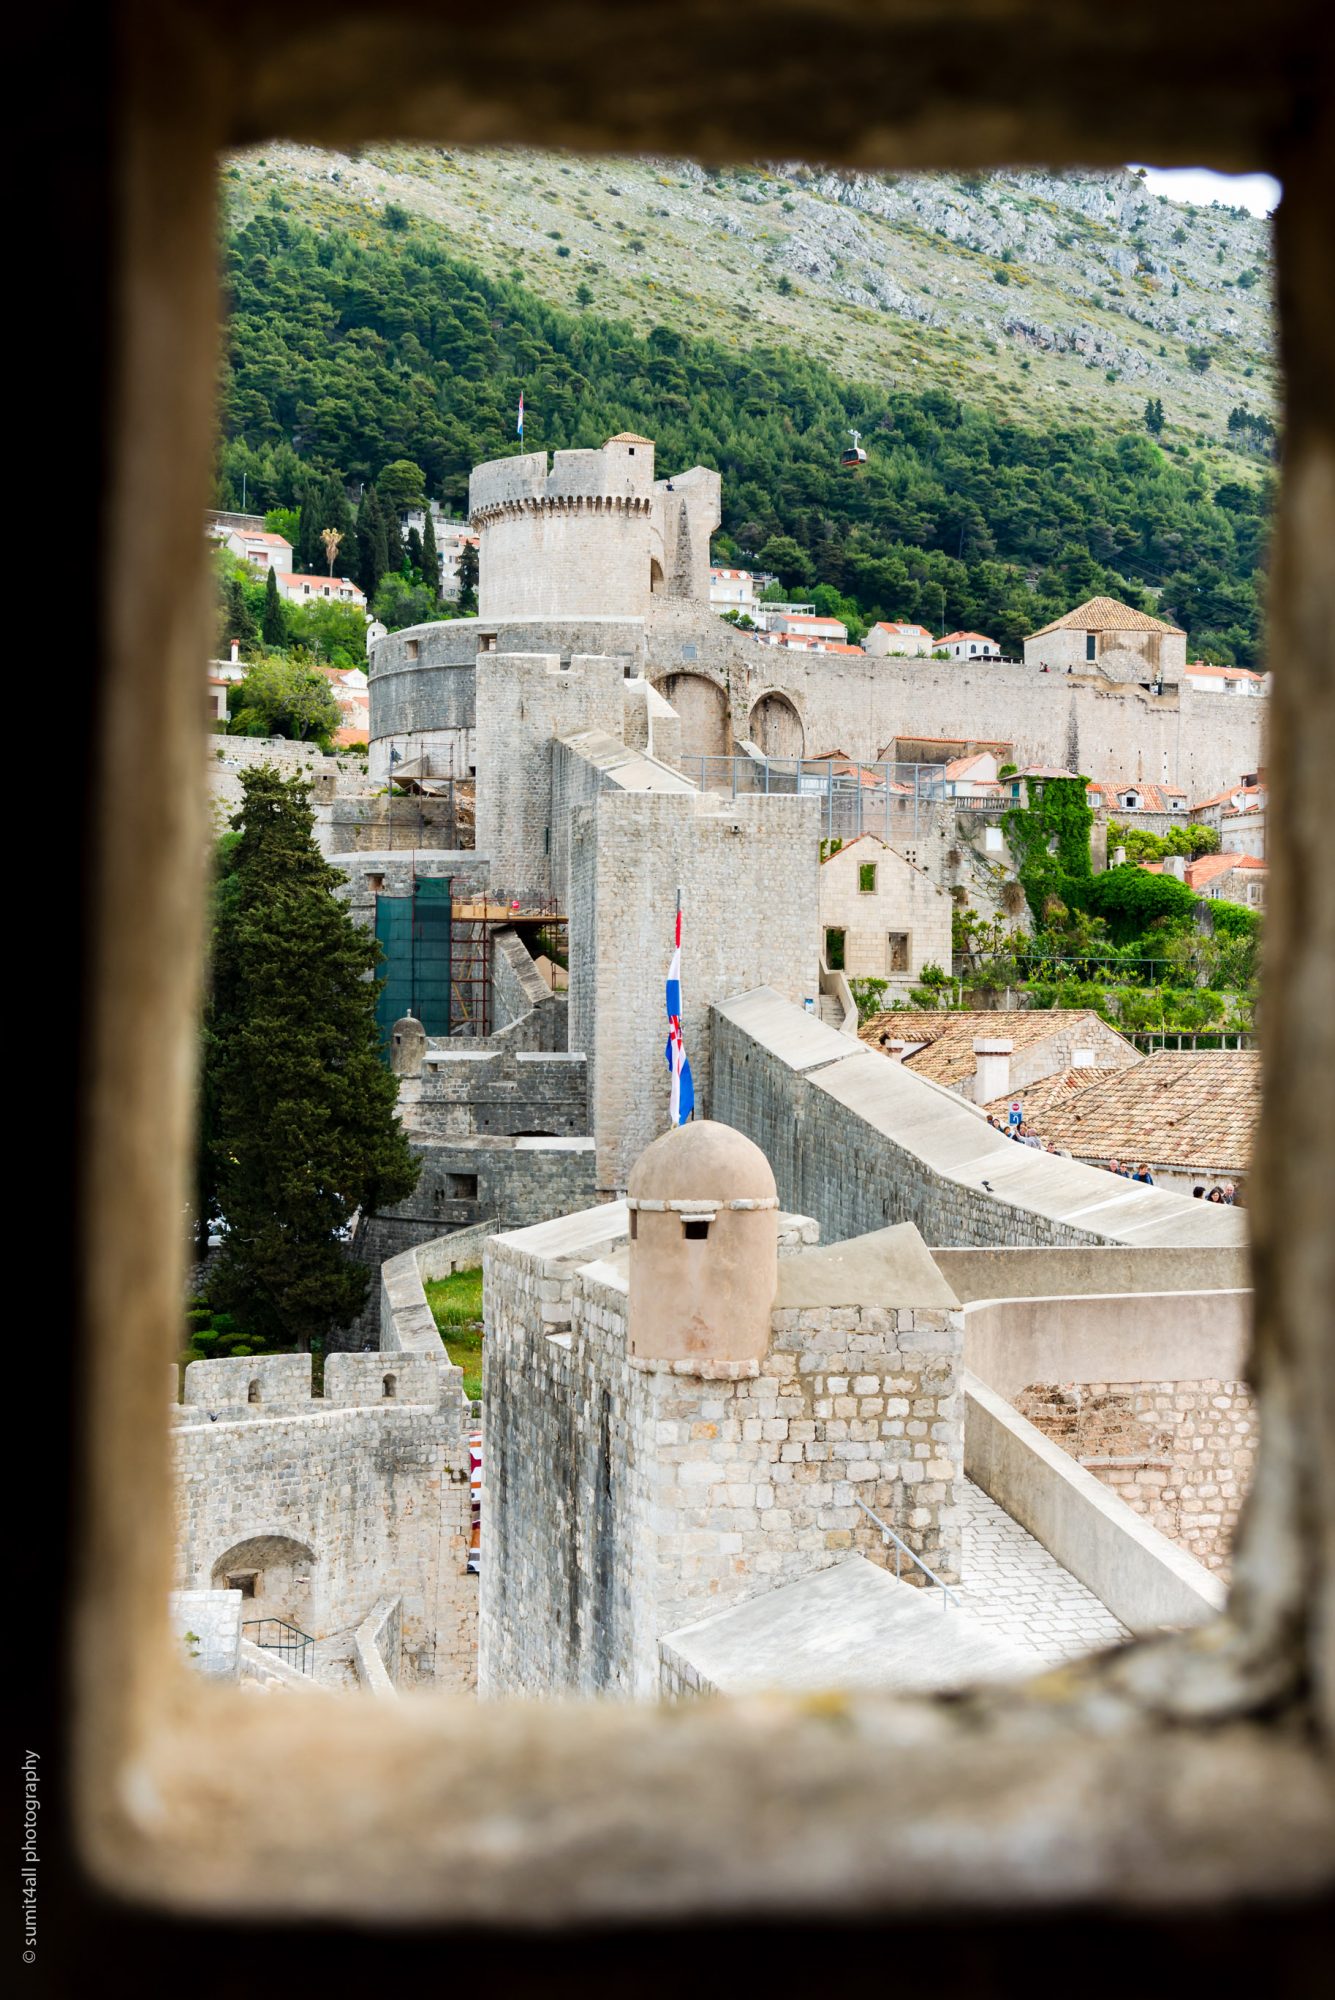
[469, 438, 656, 523]
[174, 1349, 454, 1421]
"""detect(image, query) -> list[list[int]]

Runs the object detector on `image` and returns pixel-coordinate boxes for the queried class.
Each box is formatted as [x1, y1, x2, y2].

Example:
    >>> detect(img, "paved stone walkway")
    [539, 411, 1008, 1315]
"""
[952, 1479, 1131, 1665]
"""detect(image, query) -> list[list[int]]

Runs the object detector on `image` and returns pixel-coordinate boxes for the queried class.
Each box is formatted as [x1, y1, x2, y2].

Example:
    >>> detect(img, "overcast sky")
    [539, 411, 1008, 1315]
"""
[1133, 166, 1281, 217]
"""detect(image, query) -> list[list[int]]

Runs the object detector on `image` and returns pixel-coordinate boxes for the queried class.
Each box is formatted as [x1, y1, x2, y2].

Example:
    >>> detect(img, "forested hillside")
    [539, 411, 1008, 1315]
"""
[217, 197, 1271, 665]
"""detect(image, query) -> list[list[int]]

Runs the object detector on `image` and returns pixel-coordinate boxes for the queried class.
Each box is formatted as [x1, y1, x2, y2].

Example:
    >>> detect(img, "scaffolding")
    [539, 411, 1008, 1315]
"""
[448, 896, 567, 1039]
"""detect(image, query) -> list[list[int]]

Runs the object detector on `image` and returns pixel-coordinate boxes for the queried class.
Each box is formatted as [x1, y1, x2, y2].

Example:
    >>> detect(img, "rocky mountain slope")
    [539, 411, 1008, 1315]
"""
[235, 145, 1275, 480]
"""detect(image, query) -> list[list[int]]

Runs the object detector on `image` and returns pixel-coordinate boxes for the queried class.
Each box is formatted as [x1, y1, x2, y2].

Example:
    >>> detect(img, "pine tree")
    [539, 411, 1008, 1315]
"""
[456, 538, 479, 615]
[355, 485, 391, 598]
[203, 769, 420, 1351]
[261, 564, 287, 646]
[1144, 396, 1165, 436]
[421, 509, 441, 598]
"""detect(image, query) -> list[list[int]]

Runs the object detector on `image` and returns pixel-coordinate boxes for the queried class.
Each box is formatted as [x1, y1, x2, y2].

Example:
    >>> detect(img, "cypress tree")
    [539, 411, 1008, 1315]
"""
[355, 485, 391, 598]
[204, 769, 420, 1351]
[406, 526, 425, 578]
[456, 539, 479, 615]
[421, 510, 441, 598]
[295, 478, 323, 573]
[261, 564, 287, 647]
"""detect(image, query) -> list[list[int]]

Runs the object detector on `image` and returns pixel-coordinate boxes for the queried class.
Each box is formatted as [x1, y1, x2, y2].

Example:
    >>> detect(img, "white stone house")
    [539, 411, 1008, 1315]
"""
[1182, 661, 1269, 697]
[1024, 596, 1186, 683]
[709, 567, 760, 617]
[278, 571, 368, 611]
[1191, 778, 1267, 830]
[819, 832, 953, 983]
[864, 620, 935, 657]
[1220, 805, 1266, 859]
[223, 527, 294, 574]
[936, 630, 1000, 660]
[768, 611, 848, 643]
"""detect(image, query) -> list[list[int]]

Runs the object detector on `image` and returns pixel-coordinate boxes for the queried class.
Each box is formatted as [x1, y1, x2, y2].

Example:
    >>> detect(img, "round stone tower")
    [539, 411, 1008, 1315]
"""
[626, 1119, 779, 1362]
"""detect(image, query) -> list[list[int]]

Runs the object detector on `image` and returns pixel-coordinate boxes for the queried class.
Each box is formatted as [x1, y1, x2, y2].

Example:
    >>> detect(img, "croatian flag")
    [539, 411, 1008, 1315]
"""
[517, 391, 524, 438]
[665, 896, 695, 1126]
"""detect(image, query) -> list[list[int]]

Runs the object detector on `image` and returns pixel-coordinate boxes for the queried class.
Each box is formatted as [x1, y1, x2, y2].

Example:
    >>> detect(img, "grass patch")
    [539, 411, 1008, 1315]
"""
[424, 1267, 484, 1400]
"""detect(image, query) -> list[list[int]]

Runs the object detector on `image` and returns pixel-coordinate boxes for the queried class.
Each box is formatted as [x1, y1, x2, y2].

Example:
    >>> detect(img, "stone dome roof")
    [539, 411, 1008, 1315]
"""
[627, 1119, 777, 1205]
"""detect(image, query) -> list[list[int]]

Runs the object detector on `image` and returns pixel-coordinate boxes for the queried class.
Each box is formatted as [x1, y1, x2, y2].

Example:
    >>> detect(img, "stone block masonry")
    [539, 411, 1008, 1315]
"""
[475, 652, 629, 902]
[1014, 1378, 1256, 1575]
[172, 1351, 476, 1689]
[480, 1209, 963, 1699]
[568, 792, 820, 1192]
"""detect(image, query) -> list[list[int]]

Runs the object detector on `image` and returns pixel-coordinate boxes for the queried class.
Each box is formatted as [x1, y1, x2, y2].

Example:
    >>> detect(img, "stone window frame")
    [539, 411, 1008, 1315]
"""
[61, 0, 1333, 1949]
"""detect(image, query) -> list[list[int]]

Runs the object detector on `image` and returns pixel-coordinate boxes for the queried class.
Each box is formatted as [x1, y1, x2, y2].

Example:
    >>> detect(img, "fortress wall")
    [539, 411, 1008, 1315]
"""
[467, 450, 550, 514]
[414, 1046, 587, 1139]
[478, 506, 654, 621]
[739, 654, 1265, 799]
[172, 1382, 475, 1687]
[350, 1136, 599, 1274]
[369, 617, 646, 771]
[475, 652, 627, 901]
[567, 791, 820, 1192]
[712, 990, 1247, 1253]
[481, 1229, 962, 1698]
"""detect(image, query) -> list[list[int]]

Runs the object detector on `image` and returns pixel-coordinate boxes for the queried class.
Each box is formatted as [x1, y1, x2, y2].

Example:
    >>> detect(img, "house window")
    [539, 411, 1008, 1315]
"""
[405, 639, 420, 661]
[1086, 632, 1097, 660]
[824, 928, 845, 971]
[887, 932, 910, 974]
[858, 862, 878, 894]
[985, 826, 1004, 853]
[446, 1172, 479, 1201]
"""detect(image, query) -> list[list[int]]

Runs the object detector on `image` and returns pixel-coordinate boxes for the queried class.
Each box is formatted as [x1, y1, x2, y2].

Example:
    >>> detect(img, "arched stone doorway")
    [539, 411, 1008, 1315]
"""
[748, 692, 804, 758]
[211, 1533, 316, 1630]
[661, 672, 731, 760]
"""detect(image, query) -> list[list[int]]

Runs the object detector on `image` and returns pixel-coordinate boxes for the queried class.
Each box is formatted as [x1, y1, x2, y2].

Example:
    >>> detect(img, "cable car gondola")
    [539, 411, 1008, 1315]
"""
[840, 428, 868, 472]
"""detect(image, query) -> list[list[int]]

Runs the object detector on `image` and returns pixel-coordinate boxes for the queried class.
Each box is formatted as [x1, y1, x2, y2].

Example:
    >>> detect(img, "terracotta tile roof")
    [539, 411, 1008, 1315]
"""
[938, 631, 997, 645]
[332, 726, 370, 747]
[608, 431, 655, 445]
[1194, 782, 1265, 812]
[1091, 780, 1189, 813]
[1028, 596, 1185, 640]
[993, 1050, 1260, 1172]
[858, 1008, 1136, 1088]
[872, 621, 933, 638]
[981, 1067, 1120, 1125]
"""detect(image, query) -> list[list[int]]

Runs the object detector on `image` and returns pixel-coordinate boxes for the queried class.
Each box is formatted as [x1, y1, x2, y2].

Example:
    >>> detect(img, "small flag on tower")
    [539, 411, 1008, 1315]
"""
[517, 391, 524, 438]
[664, 893, 695, 1126]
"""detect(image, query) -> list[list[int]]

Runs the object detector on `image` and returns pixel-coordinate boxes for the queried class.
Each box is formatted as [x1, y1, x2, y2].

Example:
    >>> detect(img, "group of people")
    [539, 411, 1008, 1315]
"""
[1106, 1158, 1156, 1185]
[1193, 1182, 1239, 1204]
[984, 1113, 1070, 1157]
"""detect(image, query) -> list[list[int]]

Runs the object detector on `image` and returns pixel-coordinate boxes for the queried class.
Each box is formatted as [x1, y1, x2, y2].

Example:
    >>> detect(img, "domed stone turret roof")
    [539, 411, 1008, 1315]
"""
[627, 1119, 776, 1206]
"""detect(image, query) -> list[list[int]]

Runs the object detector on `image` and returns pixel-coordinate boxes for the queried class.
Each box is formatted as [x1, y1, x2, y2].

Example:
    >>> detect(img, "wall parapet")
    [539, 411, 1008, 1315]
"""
[963, 1370, 1225, 1632]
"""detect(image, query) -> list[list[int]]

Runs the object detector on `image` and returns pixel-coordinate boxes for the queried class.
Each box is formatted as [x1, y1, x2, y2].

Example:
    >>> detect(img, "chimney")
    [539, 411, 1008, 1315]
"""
[973, 1037, 1013, 1103]
[882, 1038, 909, 1062]
[229, 637, 240, 664]
[1164, 855, 1187, 881]
[1113, 844, 1127, 867]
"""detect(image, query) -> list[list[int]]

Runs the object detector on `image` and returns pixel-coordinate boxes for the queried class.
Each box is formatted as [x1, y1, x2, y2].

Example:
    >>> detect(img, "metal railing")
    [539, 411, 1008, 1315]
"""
[855, 1497, 958, 1609]
[678, 756, 1016, 843]
[243, 1617, 316, 1676]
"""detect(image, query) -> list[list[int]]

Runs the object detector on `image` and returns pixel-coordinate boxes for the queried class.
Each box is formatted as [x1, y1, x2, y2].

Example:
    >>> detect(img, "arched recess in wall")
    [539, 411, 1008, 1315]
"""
[748, 692, 805, 759]
[660, 672, 731, 760]
[649, 557, 665, 596]
[210, 1533, 316, 1627]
